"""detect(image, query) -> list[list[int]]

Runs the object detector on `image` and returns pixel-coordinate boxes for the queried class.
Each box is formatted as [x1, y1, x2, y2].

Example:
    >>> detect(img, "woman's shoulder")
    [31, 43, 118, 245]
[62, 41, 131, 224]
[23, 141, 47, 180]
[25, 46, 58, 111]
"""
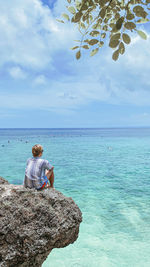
[26, 157, 32, 165]
[41, 158, 49, 163]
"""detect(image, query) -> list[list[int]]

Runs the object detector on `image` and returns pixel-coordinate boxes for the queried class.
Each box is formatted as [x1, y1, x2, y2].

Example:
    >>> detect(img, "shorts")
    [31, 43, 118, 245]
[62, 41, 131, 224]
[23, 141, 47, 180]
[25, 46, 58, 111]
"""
[38, 176, 49, 190]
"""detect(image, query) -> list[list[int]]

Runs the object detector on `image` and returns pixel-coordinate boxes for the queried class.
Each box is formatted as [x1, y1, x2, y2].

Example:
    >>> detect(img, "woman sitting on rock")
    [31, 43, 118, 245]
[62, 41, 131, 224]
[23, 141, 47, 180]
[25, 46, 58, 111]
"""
[24, 144, 54, 190]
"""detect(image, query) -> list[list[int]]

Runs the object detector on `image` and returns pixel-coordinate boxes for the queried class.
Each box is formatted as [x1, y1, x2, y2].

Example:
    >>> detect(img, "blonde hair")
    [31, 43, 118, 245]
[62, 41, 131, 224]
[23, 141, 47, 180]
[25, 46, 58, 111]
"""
[32, 144, 43, 157]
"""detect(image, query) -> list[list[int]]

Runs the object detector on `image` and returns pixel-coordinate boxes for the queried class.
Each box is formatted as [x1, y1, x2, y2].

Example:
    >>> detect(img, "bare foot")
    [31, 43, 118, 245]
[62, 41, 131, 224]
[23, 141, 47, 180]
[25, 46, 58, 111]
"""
[50, 185, 55, 189]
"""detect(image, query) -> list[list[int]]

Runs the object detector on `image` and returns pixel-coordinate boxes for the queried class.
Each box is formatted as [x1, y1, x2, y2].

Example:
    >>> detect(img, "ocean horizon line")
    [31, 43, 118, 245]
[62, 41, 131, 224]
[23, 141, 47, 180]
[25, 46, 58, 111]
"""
[0, 126, 150, 130]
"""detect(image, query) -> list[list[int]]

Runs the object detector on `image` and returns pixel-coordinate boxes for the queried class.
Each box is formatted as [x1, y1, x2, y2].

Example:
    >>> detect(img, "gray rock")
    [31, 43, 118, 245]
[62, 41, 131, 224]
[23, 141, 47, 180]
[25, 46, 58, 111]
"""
[0, 177, 9, 185]
[0, 177, 82, 267]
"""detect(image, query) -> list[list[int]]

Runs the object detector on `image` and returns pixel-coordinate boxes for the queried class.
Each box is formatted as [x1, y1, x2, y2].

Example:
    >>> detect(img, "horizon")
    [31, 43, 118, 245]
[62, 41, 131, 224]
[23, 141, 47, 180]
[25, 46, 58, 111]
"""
[1, 126, 150, 129]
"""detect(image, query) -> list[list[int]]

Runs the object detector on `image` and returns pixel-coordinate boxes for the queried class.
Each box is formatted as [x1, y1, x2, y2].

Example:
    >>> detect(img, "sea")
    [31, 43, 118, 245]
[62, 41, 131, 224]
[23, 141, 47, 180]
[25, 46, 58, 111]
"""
[0, 128, 150, 267]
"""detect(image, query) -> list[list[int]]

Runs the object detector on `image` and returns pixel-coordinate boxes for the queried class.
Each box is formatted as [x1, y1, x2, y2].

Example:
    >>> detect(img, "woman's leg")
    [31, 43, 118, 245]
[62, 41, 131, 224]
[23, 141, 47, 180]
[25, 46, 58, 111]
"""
[46, 168, 54, 188]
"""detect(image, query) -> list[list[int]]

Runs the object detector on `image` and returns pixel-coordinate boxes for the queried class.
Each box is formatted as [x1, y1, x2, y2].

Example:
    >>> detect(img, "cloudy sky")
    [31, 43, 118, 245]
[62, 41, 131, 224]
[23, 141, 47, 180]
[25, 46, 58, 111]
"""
[0, 0, 150, 128]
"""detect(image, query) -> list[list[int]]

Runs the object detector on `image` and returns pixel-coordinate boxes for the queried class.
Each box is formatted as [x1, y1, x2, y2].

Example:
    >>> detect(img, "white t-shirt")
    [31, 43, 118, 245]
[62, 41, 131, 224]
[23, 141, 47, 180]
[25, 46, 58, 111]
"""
[24, 157, 52, 189]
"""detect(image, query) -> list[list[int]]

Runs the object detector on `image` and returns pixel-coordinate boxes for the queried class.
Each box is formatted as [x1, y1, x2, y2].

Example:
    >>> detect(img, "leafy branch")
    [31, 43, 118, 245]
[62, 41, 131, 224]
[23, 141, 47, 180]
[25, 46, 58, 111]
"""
[59, 0, 150, 61]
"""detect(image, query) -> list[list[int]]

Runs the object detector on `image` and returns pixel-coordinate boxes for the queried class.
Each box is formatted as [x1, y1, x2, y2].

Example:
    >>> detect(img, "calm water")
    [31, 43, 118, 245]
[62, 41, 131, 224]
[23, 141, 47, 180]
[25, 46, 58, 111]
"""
[0, 128, 150, 267]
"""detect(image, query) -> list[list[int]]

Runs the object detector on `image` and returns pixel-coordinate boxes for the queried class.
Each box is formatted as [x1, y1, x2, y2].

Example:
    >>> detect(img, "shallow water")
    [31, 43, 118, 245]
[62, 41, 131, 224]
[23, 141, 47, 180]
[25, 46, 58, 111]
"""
[0, 128, 150, 267]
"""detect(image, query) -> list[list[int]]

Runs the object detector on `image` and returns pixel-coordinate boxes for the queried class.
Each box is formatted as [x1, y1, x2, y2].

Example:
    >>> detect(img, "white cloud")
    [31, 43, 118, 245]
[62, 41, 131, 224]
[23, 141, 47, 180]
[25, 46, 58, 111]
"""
[123, 34, 150, 70]
[8, 66, 26, 79]
[33, 75, 47, 85]
[0, 0, 78, 71]
[80, 32, 150, 107]
[1, 32, 150, 111]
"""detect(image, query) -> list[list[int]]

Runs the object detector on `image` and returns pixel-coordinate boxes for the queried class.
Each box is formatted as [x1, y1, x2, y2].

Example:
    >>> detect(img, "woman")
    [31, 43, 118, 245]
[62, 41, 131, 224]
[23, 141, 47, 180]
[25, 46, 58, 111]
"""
[24, 144, 54, 190]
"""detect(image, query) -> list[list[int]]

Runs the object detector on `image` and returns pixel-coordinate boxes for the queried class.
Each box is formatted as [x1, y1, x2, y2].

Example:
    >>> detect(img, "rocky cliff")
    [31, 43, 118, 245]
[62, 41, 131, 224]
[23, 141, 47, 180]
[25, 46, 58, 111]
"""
[0, 177, 82, 267]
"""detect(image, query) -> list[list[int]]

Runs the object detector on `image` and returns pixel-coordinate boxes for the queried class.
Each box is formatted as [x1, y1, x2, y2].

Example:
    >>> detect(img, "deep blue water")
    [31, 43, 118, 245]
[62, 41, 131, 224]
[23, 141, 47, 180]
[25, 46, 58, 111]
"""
[0, 128, 150, 267]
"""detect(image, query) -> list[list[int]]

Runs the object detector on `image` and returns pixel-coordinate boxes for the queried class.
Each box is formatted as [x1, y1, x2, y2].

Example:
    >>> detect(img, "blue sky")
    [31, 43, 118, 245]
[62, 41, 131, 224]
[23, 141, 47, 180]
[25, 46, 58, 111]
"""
[0, 0, 150, 128]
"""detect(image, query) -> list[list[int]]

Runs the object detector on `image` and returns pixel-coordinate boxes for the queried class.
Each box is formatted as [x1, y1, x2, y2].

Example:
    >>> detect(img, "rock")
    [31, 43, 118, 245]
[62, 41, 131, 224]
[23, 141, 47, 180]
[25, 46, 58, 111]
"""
[0, 177, 82, 267]
[0, 177, 9, 185]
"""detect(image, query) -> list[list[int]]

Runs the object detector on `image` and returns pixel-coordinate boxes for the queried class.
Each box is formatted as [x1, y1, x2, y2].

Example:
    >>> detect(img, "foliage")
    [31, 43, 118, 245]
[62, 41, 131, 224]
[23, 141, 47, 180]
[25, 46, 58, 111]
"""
[59, 0, 150, 61]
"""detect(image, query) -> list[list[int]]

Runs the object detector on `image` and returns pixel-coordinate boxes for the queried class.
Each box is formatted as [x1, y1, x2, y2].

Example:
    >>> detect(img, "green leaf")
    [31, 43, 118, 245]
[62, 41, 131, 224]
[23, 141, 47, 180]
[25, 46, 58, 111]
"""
[110, 33, 121, 42]
[88, 39, 99, 45]
[75, 0, 81, 10]
[71, 46, 79, 50]
[72, 12, 82, 23]
[137, 30, 147, 40]
[84, 39, 90, 43]
[80, 22, 86, 29]
[126, 13, 135, 20]
[103, 25, 108, 31]
[82, 45, 89, 49]
[99, 41, 104, 47]
[124, 22, 136, 30]
[99, 7, 106, 19]
[89, 15, 93, 22]
[140, 11, 148, 19]
[101, 33, 106, 39]
[90, 48, 99, 57]
[56, 19, 65, 23]
[112, 50, 119, 61]
[82, 13, 89, 22]
[90, 30, 100, 37]
[62, 13, 70, 21]
[109, 23, 115, 29]
[137, 18, 149, 24]
[119, 42, 125, 55]
[122, 33, 131, 44]
[133, 5, 144, 17]
[130, 0, 136, 3]
[92, 23, 101, 30]
[80, 3, 88, 11]
[109, 39, 120, 48]
[116, 17, 124, 30]
[76, 50, 81, 60]
[67, 6, 76, 14]
[115, 13, 120, 20]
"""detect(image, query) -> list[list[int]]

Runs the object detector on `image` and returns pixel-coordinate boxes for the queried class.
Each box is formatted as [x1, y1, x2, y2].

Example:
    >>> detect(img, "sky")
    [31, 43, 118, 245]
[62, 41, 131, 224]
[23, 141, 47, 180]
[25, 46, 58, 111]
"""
[0, 0, 150, 128]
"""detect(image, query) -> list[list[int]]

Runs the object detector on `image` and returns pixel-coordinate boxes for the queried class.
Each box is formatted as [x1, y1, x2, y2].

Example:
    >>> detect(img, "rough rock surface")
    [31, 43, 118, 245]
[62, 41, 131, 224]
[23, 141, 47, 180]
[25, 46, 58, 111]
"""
[0, 177, 82, 267]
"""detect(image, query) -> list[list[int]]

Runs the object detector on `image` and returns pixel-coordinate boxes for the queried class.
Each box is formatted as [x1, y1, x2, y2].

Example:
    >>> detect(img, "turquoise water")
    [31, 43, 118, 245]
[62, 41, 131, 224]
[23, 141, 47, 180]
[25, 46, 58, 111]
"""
[0, 128, 150, 267]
